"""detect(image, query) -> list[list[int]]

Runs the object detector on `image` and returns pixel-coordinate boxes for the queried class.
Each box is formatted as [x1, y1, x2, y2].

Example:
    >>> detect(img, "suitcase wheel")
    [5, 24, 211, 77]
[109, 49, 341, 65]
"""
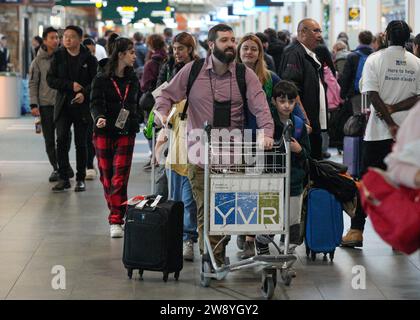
[329, 251, 335, 262]
[174, 271, 180, 281]
[305, 246, 310, 257]
[139, 269, 144, 280]
[163, 272, 169, 282]
[323, 253, 328, 262]
[310, 251, 316, 261]
[127, 268, 133, 279]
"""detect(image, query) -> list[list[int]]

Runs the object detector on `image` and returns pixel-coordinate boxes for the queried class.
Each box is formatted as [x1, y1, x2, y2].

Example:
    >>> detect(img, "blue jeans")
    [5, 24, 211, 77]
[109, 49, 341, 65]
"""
[167, 169, 198, 242]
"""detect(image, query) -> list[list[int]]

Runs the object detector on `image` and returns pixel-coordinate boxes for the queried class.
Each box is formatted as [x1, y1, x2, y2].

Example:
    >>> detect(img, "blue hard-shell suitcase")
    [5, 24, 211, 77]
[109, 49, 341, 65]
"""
[305, 188, 344, 261]
[343, 136, 363, 178]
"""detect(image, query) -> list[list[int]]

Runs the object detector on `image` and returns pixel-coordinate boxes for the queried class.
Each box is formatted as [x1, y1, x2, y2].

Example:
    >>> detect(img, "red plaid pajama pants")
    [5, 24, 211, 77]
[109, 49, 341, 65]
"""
[93, 133, 136, 225]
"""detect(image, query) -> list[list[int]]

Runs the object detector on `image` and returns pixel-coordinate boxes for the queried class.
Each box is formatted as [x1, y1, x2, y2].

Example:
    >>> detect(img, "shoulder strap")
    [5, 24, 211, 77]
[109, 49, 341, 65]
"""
[293, 115, 304, 140]
[235, 63, 248, 124]
[355, 50, 368, 58]
[263, 71, 273, 102]
[180, 58, 205, 120]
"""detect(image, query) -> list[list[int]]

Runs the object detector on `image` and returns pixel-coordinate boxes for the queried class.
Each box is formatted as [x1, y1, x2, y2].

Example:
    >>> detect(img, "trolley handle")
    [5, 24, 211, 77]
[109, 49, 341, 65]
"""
[282, 119, 293, 142]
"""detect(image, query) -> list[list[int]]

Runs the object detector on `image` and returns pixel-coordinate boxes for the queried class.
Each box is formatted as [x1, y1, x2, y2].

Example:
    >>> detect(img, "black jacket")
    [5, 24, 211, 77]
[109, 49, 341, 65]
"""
[339, 45, 374, 99]
[267, 40, 285, 72]
[278, 41, 325, 134]
[156, 56, 187, 87]
[90, 69, 141, 136]
[47, 45, 98, 122]
[264, 52, 276, 73]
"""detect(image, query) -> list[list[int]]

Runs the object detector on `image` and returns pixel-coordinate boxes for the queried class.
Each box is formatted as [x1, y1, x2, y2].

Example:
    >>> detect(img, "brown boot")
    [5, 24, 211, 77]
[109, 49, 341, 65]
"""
[341, 229, 363, 248]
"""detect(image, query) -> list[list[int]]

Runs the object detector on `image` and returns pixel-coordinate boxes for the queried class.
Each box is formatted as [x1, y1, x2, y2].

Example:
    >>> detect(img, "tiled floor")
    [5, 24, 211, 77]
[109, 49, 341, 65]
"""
[1, 116, 419, 300]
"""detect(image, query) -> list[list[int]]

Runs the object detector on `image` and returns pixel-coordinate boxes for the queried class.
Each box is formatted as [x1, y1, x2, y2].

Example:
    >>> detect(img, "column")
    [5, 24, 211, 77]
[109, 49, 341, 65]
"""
[363, 0, 380, 34]
[291, 1, 305, 34]
[408, 0, 420, 34]
[307, 0, 323, 23]
[331, 0, 347, 43]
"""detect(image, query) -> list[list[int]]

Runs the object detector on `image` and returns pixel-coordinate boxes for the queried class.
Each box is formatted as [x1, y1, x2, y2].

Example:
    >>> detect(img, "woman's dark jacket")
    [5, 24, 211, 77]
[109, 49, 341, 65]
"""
[90, 68, 141, 136]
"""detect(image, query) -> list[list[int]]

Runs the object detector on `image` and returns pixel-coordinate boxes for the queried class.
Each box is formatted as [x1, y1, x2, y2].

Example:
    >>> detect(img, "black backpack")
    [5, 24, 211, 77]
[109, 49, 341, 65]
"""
[139, 56, 166, 113]
[328, 99, 353, 149]
[309, 159, 358, 203]
[343, 113, 367, 137]
[180, 59, 248, 122]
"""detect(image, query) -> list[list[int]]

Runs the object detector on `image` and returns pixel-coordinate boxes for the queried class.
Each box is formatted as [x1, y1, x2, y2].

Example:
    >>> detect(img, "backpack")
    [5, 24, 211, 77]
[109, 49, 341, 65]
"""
[309, 159, 358, 203]
[143, 61, 180, 140]
[323, 65, 343, 111]
[139, 55, 165, 113]
[328, 99, 353, 149]
[180, 58, 247, 123]
[354, 50, 368, 94]
[134, 43, 146, 68]
[343, 113, 367, 137]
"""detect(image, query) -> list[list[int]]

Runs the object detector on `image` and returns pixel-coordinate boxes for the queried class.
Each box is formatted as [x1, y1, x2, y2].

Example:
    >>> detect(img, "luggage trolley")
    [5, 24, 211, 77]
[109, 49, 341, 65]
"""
[201, 121, 297, 299]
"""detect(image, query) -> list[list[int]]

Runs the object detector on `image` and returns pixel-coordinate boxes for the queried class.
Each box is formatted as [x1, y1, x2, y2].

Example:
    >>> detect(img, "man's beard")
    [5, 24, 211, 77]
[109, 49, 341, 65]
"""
[213, 45, 236, 64]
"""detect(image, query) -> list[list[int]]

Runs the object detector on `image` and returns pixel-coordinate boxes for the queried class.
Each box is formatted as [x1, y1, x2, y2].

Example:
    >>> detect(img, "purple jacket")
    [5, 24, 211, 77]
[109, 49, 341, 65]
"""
[140, 49, 167, 93]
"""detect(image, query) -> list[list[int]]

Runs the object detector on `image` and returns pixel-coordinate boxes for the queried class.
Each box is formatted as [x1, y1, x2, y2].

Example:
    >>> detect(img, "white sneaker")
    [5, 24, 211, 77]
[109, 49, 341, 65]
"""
[86, 168, 97, 180]
[183, 240, 194, 261]
[110, 224, 123, 238]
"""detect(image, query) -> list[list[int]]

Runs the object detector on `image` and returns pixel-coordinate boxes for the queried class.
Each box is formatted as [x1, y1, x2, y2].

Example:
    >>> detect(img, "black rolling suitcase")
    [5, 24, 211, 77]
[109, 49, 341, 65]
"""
[123, 198, 184, 281]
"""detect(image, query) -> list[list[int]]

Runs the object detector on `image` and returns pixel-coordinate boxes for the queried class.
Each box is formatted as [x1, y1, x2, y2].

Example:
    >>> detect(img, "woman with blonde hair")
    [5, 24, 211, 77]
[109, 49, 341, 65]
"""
[236, 34, 280, 137]
[237, 34, 309, 138]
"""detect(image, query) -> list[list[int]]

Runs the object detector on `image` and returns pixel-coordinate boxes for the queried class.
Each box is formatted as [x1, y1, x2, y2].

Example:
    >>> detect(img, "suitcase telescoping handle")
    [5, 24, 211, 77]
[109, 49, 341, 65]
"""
[151, 117, 173, 199]
[361, 93, 370, 115]
[135, 195, 163, 210]
[151, 123, 156, 195]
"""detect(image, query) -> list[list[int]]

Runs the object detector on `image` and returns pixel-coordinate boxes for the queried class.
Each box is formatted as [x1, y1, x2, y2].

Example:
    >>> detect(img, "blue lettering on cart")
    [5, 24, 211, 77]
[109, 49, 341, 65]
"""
[214, 192, 281, 225]
[236, 192, 258, 224]
[214, 193, 236, 225]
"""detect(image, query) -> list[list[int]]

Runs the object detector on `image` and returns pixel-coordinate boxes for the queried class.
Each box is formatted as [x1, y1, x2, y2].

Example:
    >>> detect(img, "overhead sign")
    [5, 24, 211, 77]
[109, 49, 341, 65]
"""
[349, 7, 360, 21]
[55, 0, 95, 6]
[100, 0, 169, 23]
[232, 0, 269, 16]
[31, 0, 54, 3]
[255, 0, 284, 6]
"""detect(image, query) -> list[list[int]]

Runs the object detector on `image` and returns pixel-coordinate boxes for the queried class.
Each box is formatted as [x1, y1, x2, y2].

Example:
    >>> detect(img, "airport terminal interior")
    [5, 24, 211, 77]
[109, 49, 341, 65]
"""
[0, 0, 420, 301]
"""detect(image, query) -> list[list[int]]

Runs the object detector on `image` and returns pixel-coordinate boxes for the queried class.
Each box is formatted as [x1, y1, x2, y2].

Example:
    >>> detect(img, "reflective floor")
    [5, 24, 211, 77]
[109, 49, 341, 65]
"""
[1, 116, 419, 300]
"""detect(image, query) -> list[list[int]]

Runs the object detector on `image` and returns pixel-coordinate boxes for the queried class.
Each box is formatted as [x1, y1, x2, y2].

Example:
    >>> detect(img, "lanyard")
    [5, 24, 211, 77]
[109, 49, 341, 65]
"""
[111, 78, 130, 108]
[208, 70, 232, 102]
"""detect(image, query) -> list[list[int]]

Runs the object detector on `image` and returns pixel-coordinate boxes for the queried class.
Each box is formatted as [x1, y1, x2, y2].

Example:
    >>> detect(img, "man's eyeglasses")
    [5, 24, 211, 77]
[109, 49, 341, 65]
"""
[304, 27, 323, 34]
